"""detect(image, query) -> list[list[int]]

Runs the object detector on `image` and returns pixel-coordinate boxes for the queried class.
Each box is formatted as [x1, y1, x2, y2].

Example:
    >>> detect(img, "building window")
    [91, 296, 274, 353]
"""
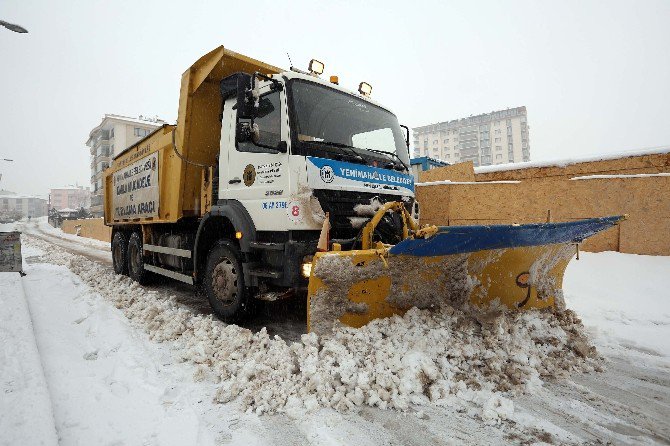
[496, 145, 502, 151]
[134, 127, 151, 137]
[444, 139, 449, 143]
[433, 140, 438, 145]
[494, 137, 501, 143]
[110, 128, 114, 138]
[496, 154, 503, 160]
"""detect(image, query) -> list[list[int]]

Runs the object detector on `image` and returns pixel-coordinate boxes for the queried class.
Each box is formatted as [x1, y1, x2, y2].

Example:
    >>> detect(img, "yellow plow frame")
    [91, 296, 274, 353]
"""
[307, 202, 623, 335]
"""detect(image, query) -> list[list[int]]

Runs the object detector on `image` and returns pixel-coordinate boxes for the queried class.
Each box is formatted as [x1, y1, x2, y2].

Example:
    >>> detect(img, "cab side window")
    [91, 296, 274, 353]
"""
[237, 91, 282, 152]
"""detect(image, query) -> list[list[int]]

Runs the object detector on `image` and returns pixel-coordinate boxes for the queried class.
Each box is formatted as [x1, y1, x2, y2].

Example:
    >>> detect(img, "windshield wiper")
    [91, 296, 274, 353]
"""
[306, 140, 366, 164]
[364, 148, 409, 172]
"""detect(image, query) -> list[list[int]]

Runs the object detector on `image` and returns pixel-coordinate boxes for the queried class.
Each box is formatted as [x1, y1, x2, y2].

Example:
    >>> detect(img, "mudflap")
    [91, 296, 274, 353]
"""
[306, 216, 624, 335]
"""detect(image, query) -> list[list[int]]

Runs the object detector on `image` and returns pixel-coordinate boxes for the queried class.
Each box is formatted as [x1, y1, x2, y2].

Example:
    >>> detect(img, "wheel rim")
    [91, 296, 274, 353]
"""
[129, 242, 141, 274]
[211, 258, 237, 306]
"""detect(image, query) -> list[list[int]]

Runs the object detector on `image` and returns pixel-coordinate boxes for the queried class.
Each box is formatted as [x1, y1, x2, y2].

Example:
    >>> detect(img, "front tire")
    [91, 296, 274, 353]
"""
[203, 240, 253, 324]
[112, 231, 128, 275]
[127, 232, 151, 285]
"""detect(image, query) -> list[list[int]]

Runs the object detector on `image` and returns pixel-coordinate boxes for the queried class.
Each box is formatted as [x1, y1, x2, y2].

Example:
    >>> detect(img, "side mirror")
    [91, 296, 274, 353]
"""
[236, 75, 255, 118]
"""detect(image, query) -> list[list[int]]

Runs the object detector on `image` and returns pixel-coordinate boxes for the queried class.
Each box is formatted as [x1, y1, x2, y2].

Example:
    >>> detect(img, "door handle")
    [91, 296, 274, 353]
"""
[229, 178, 241, 184]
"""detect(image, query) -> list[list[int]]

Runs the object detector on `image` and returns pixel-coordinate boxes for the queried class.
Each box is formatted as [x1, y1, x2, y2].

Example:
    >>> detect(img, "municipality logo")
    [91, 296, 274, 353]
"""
[319, 165, 334, 183]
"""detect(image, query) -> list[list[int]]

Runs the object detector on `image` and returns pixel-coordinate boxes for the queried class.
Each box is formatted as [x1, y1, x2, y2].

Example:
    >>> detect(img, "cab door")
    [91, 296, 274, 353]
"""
[220, 85, 290, 232]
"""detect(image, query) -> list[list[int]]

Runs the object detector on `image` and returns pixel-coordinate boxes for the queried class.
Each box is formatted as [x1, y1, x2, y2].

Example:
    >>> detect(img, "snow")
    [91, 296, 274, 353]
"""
[570, 172, 670, 180]
[34, 216, 110, 250]
[0, 271, 58, 446]
[564, 251, 670, 360]
[19, 262, 217, 445]
[474, 145, 670, 174]
[3, 220, 670, 444]
[416, 180, 521, 186]
[22, 236, 599, 424]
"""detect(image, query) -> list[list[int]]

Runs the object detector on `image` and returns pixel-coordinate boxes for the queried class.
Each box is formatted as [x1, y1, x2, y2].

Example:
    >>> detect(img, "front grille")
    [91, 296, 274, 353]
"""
[313, 189, 407, 239]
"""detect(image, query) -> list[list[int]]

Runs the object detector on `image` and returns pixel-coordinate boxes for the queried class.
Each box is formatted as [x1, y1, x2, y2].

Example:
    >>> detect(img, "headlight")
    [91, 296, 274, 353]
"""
[301, 262, 312, 278]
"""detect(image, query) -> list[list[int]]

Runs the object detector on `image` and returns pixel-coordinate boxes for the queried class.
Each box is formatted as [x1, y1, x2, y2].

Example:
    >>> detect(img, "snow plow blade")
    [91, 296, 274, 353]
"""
[307, 215, 624, 334]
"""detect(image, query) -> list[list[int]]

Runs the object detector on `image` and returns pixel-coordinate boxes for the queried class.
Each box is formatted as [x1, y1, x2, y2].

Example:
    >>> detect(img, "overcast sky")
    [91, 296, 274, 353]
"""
[1, 0, 668, 196]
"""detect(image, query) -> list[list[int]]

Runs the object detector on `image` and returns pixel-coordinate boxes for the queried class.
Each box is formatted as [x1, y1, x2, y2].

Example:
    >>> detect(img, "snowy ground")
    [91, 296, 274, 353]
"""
[1, 218, 669, 445]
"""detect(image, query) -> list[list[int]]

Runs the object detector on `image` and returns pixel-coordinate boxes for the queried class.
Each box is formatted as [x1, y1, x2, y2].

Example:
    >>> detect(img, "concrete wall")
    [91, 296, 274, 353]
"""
[416, 151, 670, 255]
[61, 218, 111, 243]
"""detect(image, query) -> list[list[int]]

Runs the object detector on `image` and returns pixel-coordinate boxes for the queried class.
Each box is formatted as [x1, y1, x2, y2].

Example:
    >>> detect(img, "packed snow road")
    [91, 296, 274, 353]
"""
[2, 219, 669, 445]
[18, 219, 307, 341]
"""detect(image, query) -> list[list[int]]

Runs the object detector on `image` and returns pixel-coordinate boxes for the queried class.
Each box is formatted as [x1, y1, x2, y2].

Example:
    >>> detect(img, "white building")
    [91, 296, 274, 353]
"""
[413, 107, 530, 167]
[86, 114, 166, 216]
[0, 190, 48, 219]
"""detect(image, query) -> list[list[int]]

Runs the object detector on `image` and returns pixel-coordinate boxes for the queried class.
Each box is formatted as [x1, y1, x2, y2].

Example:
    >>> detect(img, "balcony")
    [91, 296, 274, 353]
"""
[460, 148, 479, 159]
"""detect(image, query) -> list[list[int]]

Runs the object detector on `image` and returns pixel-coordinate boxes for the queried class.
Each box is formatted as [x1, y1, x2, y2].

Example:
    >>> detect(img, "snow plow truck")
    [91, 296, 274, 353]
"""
[103, 46, 623, 334]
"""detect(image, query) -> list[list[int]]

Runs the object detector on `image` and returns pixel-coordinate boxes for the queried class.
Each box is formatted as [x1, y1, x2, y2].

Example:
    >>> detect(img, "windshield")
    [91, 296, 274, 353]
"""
[289, 79, 409, 164]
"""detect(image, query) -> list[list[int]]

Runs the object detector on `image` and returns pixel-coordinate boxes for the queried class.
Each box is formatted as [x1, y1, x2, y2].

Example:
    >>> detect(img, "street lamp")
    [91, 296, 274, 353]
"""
[0, 20, 28, 33]
[0, 158, 14, 186]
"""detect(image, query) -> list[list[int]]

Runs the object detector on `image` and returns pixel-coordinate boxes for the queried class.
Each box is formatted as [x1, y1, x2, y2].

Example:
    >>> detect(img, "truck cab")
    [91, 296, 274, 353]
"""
[219, 71, 413, 263]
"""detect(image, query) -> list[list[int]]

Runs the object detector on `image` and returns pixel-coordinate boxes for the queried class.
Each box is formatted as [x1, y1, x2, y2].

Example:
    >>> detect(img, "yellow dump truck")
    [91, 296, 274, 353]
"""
[104, 46, 621, 332]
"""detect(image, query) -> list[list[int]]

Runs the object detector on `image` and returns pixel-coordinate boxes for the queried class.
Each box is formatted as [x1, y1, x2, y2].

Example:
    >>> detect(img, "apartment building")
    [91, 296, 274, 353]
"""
[412, 107, 530, 167]
[86, 114, 165, 216]
[49, 185, 91, 210]
[0, 190, 48, 219]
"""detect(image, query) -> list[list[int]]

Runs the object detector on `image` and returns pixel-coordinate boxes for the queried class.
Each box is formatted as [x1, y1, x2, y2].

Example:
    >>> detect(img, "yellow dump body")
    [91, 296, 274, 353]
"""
[103, 46, 281, 226]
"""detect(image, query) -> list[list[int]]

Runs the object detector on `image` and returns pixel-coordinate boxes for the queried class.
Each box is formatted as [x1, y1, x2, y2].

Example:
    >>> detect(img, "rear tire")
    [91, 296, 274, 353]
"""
[203, 240, 254, 324]
[112, 231, 128, 275]
[127, 232, 151, 285]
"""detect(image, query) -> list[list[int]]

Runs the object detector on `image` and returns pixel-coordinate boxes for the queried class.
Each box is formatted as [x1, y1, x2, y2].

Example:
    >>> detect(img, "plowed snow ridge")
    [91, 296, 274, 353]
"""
[28, 237, 601, 422]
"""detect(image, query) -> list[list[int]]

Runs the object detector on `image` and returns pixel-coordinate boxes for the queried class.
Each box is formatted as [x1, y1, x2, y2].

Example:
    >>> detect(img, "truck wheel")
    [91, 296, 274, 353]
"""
[112, 231, 128, 275]
[127, 232, 151, 285]
[204, 240, 253, 324]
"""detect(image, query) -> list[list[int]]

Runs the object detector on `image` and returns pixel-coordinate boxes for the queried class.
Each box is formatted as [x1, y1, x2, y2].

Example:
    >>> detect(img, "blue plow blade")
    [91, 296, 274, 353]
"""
[389, 216, 625, 257]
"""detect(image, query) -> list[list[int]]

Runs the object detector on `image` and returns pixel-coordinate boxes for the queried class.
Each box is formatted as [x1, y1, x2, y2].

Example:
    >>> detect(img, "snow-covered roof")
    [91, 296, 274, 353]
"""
[474, 145, 670, 174]
[416, 179, 521, 186]
[51, 186, 89, 191]
[88, 114, 167, 139]
[570, 173, 670, 181]
[103, 114, 167, 127]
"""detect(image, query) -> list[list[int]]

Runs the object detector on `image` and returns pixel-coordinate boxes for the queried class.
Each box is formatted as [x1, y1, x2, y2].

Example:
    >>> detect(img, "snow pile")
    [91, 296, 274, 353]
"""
[353, 196, 383, 217]
[26, 236, 600, 423]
